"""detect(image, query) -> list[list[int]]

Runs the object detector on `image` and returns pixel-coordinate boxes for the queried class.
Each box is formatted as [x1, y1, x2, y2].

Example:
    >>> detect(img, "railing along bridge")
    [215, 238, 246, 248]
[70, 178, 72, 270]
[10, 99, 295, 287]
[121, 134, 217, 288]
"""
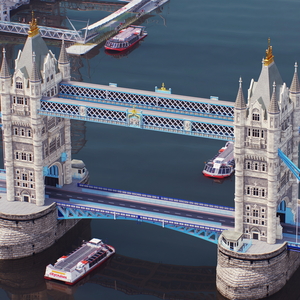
[39, 81, 235, 140]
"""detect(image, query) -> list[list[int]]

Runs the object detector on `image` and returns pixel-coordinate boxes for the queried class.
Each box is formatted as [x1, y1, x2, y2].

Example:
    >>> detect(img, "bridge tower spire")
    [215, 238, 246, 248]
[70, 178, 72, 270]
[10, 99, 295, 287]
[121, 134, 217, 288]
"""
[58, 40, 71, 81]
[233, 77, 247, 234]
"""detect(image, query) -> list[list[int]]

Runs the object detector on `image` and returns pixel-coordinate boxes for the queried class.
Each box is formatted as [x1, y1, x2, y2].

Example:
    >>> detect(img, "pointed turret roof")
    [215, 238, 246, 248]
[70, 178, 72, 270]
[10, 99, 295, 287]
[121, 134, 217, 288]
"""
[15, 12, 51, 79]
[290, 62, 300, 93]
[0, 48, 10, 79]
[268, 82, 279, 114]
[30, 52, 40, 82]
[235, 77, 246, 109]
[58, 40, 69, 64]
[249, 40, 283, 110]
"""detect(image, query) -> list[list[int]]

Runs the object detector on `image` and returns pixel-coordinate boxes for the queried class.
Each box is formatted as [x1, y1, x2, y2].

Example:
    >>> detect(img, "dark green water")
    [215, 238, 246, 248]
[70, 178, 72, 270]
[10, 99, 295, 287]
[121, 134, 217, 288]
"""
[1, 0, 300, 299]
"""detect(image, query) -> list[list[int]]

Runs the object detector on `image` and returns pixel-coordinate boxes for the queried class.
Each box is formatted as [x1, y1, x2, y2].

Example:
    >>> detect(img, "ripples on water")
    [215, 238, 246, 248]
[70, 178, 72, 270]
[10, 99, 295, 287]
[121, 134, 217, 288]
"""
[1, 0, 300, 299]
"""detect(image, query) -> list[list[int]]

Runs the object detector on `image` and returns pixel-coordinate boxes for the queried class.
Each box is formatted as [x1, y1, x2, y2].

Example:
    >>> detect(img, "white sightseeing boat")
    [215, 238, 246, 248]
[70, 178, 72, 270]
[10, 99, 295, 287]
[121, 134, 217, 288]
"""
[202, 141, 235, 179]
[44, 238, 115, 285]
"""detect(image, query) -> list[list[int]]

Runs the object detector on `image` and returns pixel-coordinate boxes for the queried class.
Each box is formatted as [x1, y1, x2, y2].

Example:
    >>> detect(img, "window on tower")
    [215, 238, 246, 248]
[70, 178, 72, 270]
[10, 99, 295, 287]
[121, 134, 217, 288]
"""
[252, 129, 260, 137]
[16, 81, 23, 89]
[253, 188, 259, 196]
[252, 113, 260, 121]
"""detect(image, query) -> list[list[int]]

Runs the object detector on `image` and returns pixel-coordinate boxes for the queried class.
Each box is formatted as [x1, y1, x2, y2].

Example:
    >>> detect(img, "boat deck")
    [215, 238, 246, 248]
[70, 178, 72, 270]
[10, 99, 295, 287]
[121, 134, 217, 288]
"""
[111, 26, 144, 41]
[218, 143, 233, 159]
[54, 243, 98, 271]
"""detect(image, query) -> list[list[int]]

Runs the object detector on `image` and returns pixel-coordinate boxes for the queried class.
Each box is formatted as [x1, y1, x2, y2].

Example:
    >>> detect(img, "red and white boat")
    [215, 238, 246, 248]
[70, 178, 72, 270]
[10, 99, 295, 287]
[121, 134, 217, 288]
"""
[104, 25, 147, 51]
[202, 141, 235, 179]
[44, 238, 115, 285]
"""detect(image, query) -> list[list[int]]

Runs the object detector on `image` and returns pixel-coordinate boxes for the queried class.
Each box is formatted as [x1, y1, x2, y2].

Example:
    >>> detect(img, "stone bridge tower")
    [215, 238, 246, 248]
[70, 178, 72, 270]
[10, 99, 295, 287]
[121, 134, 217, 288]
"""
[0, 14, 72, 206]
[0, 15, 78, 259]
[234, 40, 300, 244]
[217, 42, 300, 300]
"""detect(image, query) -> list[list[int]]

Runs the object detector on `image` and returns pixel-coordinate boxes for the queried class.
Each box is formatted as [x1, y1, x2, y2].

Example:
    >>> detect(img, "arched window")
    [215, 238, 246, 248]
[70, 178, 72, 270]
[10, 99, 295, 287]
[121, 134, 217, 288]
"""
[254, 163, 258, 170]
[262, 164, 266, 171]
[252, 129, 260, 137]
[27, 129, 31, 137]
[246, 187, 250, 195]
[16, 77, 23, 89]
[253, 188, 259, 196]
[252, 113, 260, 121]
[14, 128, 18, 135]
[21, 129, 25, 136]
[247, 162, 251, 169]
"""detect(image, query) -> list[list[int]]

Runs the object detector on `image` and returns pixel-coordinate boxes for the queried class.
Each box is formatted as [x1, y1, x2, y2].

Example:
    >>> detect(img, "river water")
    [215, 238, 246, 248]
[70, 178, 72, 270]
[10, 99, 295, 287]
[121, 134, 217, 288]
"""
[1, 0, 300, 299]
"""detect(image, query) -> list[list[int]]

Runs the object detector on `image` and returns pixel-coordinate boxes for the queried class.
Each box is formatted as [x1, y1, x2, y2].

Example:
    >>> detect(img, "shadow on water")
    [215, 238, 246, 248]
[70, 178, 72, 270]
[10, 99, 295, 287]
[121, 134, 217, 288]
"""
[0, 219, 217, 300]
[1, 217, 299, 300]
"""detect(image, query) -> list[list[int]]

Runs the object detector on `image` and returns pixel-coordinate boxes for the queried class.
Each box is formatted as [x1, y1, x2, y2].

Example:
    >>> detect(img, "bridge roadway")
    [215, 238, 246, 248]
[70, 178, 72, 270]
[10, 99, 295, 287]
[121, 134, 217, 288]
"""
[39, 81, 234, 141]
[46, 184, 235, 229]
[44, 183, 300, 240]
[0, 177, 298, 244]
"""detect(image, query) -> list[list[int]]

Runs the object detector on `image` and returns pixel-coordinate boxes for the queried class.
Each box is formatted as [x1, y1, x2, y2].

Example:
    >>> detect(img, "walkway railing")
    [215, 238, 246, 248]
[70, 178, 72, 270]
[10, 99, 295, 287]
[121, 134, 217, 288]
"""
[59, 82, 234, 121]
[38, 98, 234, 140]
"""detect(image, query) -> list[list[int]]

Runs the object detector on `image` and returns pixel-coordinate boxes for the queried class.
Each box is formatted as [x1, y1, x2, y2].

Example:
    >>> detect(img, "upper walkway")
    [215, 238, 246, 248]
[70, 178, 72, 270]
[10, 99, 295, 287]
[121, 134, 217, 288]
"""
[39, 81, 234, 141]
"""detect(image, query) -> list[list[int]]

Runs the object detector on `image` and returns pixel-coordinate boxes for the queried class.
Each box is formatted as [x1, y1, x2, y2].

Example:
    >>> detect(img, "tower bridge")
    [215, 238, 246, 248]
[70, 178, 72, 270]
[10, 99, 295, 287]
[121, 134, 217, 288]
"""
[1, 13, 300, 300]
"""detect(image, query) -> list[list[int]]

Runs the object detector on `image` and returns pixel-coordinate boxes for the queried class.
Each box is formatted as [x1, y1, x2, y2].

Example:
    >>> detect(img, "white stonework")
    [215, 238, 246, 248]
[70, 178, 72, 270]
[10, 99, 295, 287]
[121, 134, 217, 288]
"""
[0, 22, 71, 206]
[234, 44, 300, 244]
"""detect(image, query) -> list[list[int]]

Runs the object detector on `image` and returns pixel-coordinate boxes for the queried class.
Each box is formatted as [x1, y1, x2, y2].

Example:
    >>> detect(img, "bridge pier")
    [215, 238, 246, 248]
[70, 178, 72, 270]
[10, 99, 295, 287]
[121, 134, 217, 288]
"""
[217, 241, 300, 299]
[0, 200, 79, 259]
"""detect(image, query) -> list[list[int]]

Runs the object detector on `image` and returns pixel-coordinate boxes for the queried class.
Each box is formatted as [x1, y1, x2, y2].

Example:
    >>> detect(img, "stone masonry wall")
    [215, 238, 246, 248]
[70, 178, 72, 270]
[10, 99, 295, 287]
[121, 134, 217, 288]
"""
[216, 243, 300, 300]
[0, 203, 79, 259]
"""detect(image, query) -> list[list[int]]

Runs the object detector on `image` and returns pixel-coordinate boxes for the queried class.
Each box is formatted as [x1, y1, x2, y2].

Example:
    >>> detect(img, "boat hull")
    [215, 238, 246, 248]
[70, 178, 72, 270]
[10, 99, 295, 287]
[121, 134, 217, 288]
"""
[202, 170, 234, 179]
[202, 141, 235, 179]
[44, 253, 112, 285]
[44, 239, 115, 285]
[105, 34, 147, 52]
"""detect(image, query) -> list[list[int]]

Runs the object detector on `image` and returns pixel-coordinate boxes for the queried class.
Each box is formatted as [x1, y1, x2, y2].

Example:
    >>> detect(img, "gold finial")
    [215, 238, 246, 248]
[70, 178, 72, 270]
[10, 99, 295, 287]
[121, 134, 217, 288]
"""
[160, 83, 167, 91]
[130, 105, 137, 115]
[28, 11, 39, 37]
[264, 37, 274, 66]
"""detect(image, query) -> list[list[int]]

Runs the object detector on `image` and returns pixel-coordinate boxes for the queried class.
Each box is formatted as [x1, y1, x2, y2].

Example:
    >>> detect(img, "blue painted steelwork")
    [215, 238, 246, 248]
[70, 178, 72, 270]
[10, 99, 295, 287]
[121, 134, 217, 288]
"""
[56, 201, 223, 244]
[78, 183, 235, 212]
[238, 239, 252, 253]
[59, 82, 234, 121]
[0, 21, 84, 42]
[43, 165, 59, 178]
[278, 148, 300, 181]
[287, 242, 300, 251]
[38, 99, 234, 141]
